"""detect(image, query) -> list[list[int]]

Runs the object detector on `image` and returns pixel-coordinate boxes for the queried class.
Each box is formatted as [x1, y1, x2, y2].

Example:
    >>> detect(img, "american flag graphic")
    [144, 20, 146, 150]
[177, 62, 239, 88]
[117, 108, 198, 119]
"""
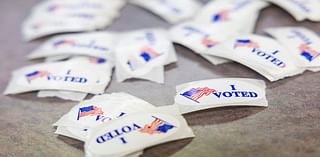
[212, 10, 230, 22]
[202, 38, 218, 48]
[89, 57, 106, 64]
[25, 70, 49, 83]
[180, 87, 216, 103]
[299, 44, 319, 62]
[234, 39, 260, 49]
[140, 117, 174, 135]
[140, 46, 161, 62]
[53, 39, 75, 48]
[77, 105, 104, 120]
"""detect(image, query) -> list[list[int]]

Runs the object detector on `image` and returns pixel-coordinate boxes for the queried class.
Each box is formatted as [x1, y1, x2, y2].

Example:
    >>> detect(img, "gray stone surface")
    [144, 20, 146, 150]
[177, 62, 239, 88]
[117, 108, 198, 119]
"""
[0, 0, 320, 157]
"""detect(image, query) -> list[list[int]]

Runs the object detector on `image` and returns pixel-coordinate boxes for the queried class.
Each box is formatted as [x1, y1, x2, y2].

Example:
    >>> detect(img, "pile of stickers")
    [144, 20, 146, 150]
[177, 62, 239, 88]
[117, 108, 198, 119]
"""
[22, 0, 126, 41]
[4, 29, 177, 101]
[54, 77, 268, 156]
[54, 93, 194, 157]
[5, 0, 320, 99]
[5, 0, 320, 100]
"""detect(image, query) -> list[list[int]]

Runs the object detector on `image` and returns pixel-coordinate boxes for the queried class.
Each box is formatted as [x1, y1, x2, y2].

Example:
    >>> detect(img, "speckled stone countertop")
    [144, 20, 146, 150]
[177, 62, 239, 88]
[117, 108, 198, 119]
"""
[0, 0, 320, 157]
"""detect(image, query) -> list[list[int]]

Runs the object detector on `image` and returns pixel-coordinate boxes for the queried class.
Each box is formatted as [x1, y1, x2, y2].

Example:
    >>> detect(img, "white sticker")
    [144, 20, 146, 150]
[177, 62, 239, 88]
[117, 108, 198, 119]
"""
[265, 27, 320, 71]
[85, 105, 194, 157]
[4, 57, 113, 95]
[28, 32, 116, 60]
[130, 0, 202, 23]
[174, 78, 268, 114]
[22, 0, 126, 41]
[205, 34, 304, 81]
[115, 29, 177, 83]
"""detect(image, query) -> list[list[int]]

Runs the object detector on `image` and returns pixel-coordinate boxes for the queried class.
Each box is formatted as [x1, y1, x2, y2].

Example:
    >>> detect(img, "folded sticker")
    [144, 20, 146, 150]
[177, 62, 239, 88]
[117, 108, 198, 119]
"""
[115, 28, 177, 83]
[53, 93, 155, 141]
[4, 57, 113, 95]
[130, 0, 202, 23]
[205, 34, 304, 81]
[22, 0, 126, 41]
[84, 105, 194, 157]
[174, 78, 268, 114]
[28, 32, 116, 60]
[265, 27, 320, 72]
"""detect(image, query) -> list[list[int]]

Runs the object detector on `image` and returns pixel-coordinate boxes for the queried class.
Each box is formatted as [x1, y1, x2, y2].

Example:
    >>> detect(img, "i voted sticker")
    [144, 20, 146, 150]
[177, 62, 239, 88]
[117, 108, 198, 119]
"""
[22, 0, 126, 41]
[85, 106, 194, 157]
[28, 32, 116, 61]
[4, 57, 113, 95]
[265, 27, 320, 71]
[174, 78, 268, 114]
[205, 34, 304, 81]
